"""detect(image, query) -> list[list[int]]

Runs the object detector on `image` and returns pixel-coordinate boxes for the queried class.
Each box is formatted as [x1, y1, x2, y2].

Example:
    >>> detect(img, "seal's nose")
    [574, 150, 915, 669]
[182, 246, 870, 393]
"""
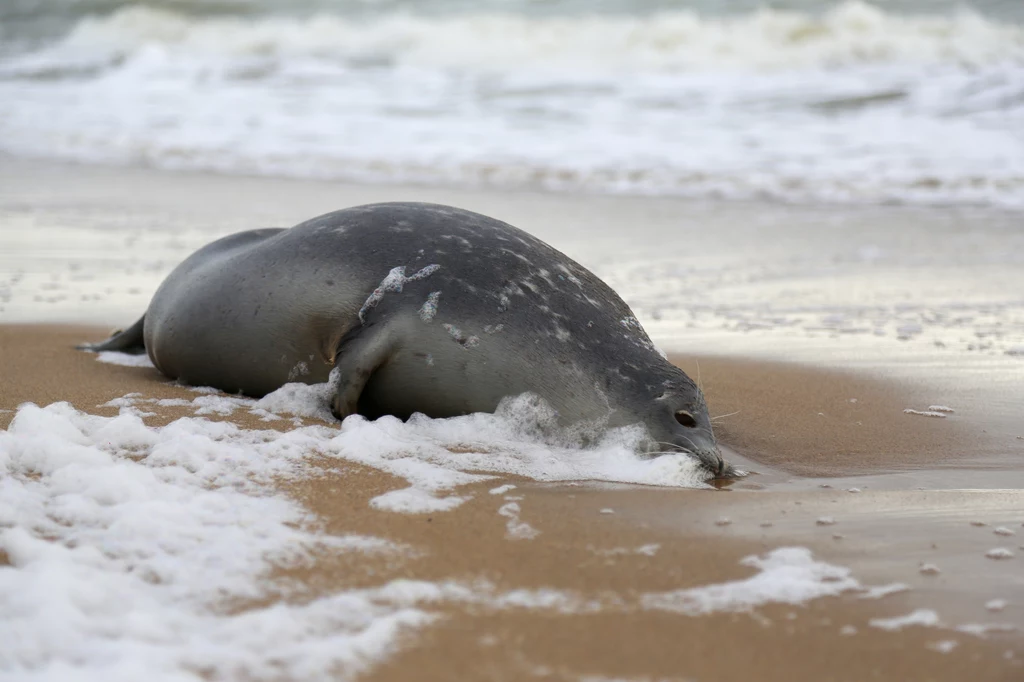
[677, 430, 724, 476]
[697, 449, 726, 477]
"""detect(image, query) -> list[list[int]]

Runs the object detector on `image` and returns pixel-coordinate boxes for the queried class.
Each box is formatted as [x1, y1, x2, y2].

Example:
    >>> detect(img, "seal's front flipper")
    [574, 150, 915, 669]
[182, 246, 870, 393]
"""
[76, 315, 146, 354]
[330, 324, 395, 421]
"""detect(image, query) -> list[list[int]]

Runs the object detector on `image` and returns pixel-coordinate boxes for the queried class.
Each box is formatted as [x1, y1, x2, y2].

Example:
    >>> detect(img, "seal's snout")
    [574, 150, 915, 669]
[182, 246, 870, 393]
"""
[666, 433, 725, 476]
[703, 449, 727, 477]
[668, 422, 725, 476]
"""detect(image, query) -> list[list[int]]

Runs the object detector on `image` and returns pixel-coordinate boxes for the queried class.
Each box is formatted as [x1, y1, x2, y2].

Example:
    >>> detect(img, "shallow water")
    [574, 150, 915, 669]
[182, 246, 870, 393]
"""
[3, 159, 1023, 356]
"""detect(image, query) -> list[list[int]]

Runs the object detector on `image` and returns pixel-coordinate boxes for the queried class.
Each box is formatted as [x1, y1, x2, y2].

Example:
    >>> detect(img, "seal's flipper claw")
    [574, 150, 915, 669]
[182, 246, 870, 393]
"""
[76, 315, 147, 354]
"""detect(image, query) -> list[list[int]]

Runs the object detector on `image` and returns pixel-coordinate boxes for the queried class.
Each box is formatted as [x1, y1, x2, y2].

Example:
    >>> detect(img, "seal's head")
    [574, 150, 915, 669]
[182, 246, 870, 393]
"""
[641, 373, 726, 477]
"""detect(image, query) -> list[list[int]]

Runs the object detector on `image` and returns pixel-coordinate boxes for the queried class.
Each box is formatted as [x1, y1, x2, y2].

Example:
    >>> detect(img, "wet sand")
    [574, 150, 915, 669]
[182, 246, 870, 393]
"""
[672, 355, 1022, 477]
[3, 324, 1022, 680]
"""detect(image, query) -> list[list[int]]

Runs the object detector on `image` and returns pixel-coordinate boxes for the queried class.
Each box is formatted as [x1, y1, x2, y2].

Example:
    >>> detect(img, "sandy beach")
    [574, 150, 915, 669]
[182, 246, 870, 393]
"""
[2, 157, 1023, 680]
[4, 0, 1024, 676]
[3, 324, 1022, 681]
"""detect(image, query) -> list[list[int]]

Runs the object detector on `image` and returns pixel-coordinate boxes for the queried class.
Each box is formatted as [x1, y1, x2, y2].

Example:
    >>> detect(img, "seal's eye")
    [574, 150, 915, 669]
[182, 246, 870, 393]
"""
[675, 410, 698, 428]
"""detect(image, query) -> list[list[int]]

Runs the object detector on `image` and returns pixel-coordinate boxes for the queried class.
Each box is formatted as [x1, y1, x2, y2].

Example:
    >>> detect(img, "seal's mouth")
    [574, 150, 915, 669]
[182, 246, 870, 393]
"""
[714, 460, 747, 479]
[681, 446, 748, 480]
[652, 442, 735, 479]
[694, 449, 728, 479]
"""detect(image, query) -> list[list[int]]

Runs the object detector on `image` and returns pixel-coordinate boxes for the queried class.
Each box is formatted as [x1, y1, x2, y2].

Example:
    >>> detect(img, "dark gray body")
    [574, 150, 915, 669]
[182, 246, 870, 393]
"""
[82, 203, 725, 474]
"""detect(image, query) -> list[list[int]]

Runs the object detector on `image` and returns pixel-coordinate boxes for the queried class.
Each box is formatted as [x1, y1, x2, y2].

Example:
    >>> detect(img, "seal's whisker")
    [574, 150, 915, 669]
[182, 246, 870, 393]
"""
[649, 448, 698, 460]
[710, 410, 740, 422]
[658, 433, 702, 453]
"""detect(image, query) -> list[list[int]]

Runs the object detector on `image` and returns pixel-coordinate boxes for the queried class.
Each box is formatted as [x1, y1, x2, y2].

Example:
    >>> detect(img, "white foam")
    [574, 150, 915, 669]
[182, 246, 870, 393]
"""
[956, 622, 1018, 637]
[359, 264, 441, 322]
[253, 379, 337, 422]
[106, 387, 713, 515]
[985, 547, 1015, 559]
[96, 351, 155, 368]
[366, 547, 867, 619]
[904, 409, 948, 418]
[0, 3, 1021, 208]
[590, 544, 661, 558]
[0, 401, 427, 680]
[497, 502, 540, 540]
[1, 399, 899, 677]
[641, 547, 860, 615]
[859, 583, 910, 600]
[418, 291, 441, 323]
[927, 640, 959, 654]
[370, 487, 471, 514]
[331, 395, 713, 493]
[870, 609, 941, 631]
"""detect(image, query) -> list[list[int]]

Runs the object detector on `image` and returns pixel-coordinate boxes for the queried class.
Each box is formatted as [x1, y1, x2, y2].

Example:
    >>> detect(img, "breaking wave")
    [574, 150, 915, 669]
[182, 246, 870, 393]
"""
[1, 1, 1022, 207]
[6, 2, 1023, 74]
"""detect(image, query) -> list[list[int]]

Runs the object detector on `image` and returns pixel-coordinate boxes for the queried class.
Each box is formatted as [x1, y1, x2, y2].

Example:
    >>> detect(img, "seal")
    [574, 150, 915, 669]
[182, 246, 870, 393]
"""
[80, 202, 728, 475]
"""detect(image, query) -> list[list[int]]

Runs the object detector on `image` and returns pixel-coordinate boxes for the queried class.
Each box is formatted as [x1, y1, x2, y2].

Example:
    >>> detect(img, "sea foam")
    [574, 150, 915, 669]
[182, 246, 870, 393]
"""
[0, 391, 964, 677]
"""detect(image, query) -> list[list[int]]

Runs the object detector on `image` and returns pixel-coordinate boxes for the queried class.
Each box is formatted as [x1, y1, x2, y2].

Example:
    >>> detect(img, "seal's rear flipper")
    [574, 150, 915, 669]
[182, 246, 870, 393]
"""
[76, 315, 147, 354]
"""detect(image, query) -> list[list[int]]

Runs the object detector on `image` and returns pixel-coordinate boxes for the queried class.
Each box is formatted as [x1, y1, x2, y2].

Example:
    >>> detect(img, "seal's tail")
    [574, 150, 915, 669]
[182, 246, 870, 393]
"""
[76, 315, 147, 354]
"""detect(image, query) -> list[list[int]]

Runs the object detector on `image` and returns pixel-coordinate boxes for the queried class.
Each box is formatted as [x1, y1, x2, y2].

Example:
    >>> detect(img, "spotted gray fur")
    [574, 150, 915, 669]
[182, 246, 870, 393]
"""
[78, 202, 727, 475]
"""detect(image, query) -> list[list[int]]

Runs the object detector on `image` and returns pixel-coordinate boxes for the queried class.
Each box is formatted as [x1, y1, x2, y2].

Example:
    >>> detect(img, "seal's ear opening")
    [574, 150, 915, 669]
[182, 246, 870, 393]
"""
[674, 410, 698, 428]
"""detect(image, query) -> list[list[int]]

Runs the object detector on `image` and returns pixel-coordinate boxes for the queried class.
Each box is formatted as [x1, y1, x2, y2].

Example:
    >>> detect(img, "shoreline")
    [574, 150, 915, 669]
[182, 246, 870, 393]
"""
[8, 153, 1024, 216]
[7, 324, 1022, 482]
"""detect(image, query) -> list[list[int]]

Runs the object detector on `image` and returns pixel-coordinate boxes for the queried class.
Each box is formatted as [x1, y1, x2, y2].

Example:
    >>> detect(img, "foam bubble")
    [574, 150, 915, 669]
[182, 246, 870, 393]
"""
[927, 640, 959, 653]
[641, 547, 860, 615]
[985, 547, 1015, 560]
[904, 408, 948, 418]
[956, 622, 1018, 637]
[859, 583, 910, 600]
[497, 501, 540, 540]
[96, 350, 155, 367]
[370, 487, 472, 514]
[870, 609, 941, 631]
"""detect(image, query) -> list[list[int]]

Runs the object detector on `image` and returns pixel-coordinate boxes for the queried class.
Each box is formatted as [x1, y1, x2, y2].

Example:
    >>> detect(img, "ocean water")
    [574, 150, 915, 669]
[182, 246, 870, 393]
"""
[0, 0, 1022, 207]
